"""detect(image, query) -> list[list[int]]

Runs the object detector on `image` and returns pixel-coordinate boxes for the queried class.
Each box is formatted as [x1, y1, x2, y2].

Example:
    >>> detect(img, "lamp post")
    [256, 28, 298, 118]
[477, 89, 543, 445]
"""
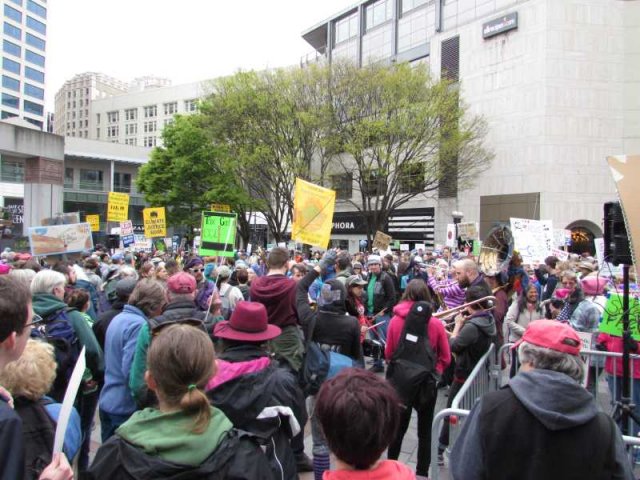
[452, 211, 464, 251]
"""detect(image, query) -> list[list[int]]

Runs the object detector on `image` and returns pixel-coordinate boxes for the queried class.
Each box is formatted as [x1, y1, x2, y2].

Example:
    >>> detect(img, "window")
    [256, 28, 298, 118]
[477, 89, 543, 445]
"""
[143, 121, 156, 133]
[79, 169, 104, 191]
[1, 110, 17, 120]
[3, 40, 20, 57]
[114, 172, 132, 193]
[1, 93, 18, 109]
[2, 75, 19, 92]
[64, 167, 73, 188]
[25, 33, 45, 51]
[24, 83, 44, 100]
[107, 111, 118, 123]
[0, 159, 24, 182]
[3, 22, 21, 40]
[334, 12, 359, 44]
[163, 102, 177, 115]
[163, 118, 174, 127]
[362, 169, 384, 196]
[107, 125, 118, 138]
[7, 0, 22, 6]
[441, 36, 460, 82]
[3, 57, 20, 75]
[399, 163, 425, 194]
[184, 99, 197, 112]
[26, 16, 46, 35]
[25, 66, 44, 83]
[96, 113, 100, 125]
[331, 173, 353, 200]
[125, 108, 137, 121]
[96, 127, 100, 137]
[27, 0, 46, 19]
[401, 0, 428, 14]
[25, 50, 45, 67]
[143, 105, 157, 117]
[366, 0, 393, 30]
[125, 123, 137, 135]
[4, 5, 22, 23]
[143, 136, 156, 147]
[125, 138, 137, 146]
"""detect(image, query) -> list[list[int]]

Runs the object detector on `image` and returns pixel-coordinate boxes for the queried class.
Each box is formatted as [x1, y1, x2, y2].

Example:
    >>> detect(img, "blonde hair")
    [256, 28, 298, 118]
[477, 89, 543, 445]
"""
[0, 339, 56, 400]
[148, 324, 216, 434]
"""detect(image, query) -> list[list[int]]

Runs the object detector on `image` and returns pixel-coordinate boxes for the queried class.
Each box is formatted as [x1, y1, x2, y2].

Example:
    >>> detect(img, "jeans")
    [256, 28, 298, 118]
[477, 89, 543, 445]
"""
[99, 410, 131, 443]
[606, 375, 640, 436]
[388, 383, 438, 476]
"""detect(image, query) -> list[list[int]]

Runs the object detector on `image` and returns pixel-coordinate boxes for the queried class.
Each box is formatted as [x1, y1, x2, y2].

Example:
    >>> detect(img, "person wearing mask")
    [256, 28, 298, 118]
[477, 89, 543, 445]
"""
[365, 255, 396, 373]
[89, 324, 273, 479]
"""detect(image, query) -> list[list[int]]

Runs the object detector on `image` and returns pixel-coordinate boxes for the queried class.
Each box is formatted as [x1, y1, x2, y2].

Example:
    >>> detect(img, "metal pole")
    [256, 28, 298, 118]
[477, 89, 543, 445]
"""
[621, 263, 631, 435]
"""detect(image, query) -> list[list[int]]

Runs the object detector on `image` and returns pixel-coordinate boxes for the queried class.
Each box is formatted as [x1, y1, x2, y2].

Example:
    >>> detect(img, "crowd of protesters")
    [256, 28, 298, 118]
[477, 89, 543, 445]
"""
[0, 241, 636, 479]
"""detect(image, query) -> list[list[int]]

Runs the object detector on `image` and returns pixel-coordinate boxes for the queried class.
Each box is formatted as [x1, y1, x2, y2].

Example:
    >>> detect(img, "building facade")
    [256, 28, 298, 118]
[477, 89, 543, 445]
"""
[303, 0, 640, 253]
[1, 0, 47, 129]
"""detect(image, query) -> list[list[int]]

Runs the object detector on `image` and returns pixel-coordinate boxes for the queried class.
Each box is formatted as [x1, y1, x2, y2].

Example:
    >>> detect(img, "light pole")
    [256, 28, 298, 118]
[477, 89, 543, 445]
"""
[452, 211, 464, 251]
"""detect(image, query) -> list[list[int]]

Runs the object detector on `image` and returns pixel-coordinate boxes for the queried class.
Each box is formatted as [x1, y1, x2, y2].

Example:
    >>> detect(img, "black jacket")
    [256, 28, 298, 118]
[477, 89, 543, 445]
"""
[450, 311, 496, 381]
[364, 271, 396, 316]
[207, 346, 306, 480]
[297, 270, 363, 361]
[93, 299, 126, 351]
[86, 429, 273, 480]
[148, 300, 210, 334]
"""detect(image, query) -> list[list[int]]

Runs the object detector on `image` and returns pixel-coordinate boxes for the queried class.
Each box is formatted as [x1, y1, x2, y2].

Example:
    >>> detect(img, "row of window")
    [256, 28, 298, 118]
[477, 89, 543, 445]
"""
[2, 55, 45, 83]
[0, 110, 41, 128]
[66, 120, 88, 129]
[2, 75, 44, 102]
[98, 100, 196, 125]
[2, 34, 45, 67]
[64, 169, 133, 193]
[329, 164, 426, 200]
[66, 99, 89, 109]
[67, 88, 90, 99]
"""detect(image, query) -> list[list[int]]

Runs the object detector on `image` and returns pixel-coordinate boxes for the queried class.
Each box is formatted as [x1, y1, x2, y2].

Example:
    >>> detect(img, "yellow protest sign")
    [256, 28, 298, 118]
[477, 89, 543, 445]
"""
[107, 192, 129, 222]
[292, 178, 336, 249]
[143, 207, 167, 238]
[210, 203, 231, 213]
[86, 215, 100, 232]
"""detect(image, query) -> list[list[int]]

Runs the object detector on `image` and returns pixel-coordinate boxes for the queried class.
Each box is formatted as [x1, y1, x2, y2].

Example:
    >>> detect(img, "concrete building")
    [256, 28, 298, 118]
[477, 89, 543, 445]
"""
[302, 0, 640, 253]
[53, 72, 129, 138]
[1, 0, 47, 129]
[89, 81, 204, 147]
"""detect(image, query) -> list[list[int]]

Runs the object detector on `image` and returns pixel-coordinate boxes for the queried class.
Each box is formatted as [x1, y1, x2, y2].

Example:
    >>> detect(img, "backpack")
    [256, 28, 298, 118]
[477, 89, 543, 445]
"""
[219, 284, 233, 320]
[14, 396, 55, 480]
[386, 301, 437, 408]
[299, 315, 355, 396]
[31, 308, 81, 403]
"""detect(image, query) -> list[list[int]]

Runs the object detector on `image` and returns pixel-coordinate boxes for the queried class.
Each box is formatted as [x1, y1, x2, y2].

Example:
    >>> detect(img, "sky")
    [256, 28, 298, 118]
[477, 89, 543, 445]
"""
[45, 0, 354, 111]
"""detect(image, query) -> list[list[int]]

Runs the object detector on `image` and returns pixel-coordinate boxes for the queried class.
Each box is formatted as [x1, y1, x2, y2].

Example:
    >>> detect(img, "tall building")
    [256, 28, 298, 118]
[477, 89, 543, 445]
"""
[53, 72, 129, 138]
[0, 0, 47, 129]
[302, 0, 640, 253]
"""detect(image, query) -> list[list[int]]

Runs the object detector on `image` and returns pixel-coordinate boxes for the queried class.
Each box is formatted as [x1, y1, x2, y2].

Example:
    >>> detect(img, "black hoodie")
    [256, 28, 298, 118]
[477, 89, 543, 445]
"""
[450, 311, 496, 381]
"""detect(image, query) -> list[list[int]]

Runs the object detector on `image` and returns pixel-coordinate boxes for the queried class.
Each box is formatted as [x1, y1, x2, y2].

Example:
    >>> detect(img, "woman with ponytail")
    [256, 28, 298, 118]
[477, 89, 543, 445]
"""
[88, 324, 273, 479]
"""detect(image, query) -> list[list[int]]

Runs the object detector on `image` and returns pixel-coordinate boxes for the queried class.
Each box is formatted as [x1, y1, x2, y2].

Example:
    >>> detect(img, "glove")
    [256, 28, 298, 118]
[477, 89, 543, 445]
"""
[318, 250, 338, 271]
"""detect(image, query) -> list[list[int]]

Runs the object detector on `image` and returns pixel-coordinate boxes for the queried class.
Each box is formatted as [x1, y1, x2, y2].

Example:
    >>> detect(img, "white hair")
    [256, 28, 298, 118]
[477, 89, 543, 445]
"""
[517, 341, 584, 382]
[31, 270, 66, 295]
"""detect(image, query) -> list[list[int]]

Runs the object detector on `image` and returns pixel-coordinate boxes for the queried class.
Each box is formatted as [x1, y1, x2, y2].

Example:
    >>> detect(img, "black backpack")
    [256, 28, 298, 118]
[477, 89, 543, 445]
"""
[386, 301, 437, 408]
[14, 396, 56, 480]
[31, 308, 81, 403]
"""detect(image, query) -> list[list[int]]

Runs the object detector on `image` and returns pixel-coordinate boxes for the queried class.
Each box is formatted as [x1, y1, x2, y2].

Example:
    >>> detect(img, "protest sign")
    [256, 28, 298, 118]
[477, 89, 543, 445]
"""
[457, 222, 479, 241]
[400, 244, 410, 251]
[200, 211, 237, 257]
[210, 203, 231, 213]
[373, 231, 392, 251]
[143, 207, 167, 238]
[291, 178, 336, 249]
[472, 240, 482, 257]
[133, 235, 152, 252]
[107, 192, 129, 222]
[510, 218, 553, 264]
[553, 228, 572, 247]
[28, 223, 93, 256]
[594, 238, 605, 266]
[53, 348, 86, 455]
[549, 248, 569, 261]
[120, 220, 135, 247]
[86, 215, 100, 232]
[446, 224, 457, 248]
[599, 293, 640, 341]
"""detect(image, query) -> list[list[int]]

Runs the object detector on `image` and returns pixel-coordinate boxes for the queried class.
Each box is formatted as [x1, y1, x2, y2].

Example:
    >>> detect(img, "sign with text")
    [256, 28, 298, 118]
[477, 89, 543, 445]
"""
[553, 228, 572, 247]
[143, 207, 167, 238]
[120, 221, 135, 248]
[457, 222, 479, 241]
[373, 231, 392, 251]
[292, 178, 336, 249]
[86, 215, 100, 232]
[133, 234, 152, 252]
[510, 218, 553, 264]
[483, 11, 518, 39]
[599, 293, 640, 341]
[549, 248, 569, 262]
[200, 211, 237, 257]
[107, 192, 129, 222]
[210, 203, 231, 213]
[28, 223, 93, 256]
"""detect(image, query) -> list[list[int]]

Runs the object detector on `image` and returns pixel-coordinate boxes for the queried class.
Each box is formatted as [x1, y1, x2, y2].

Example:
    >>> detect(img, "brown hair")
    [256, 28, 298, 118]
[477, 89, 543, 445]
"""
[236, 269, 248, 284]
[0, 276, 31, 342]
[267, 247, 289, 269]
[140, 262, 155, 278]
[65, 288, 90, 312]
[129, 279, 166, 317]
[147, 324, 215, 434]
[401, 279, 432, 302]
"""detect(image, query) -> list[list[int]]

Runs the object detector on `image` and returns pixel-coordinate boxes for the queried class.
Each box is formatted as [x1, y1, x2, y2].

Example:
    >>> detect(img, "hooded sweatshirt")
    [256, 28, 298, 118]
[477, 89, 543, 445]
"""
[250, 274, 298, 328]
[323, 460, 416, 480]
[450, 369, 634, 480]
[450, 311, 496, 381]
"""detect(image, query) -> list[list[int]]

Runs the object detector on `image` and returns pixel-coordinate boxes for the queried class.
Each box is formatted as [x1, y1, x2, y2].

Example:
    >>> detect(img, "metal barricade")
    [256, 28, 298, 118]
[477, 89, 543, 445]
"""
[451, 343, 497, 411]
[430, 408, 470, 480]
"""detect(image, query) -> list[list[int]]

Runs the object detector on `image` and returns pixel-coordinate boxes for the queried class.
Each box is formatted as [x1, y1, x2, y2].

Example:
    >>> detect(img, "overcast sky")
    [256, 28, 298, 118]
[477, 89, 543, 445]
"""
[45, 0, 353, 110]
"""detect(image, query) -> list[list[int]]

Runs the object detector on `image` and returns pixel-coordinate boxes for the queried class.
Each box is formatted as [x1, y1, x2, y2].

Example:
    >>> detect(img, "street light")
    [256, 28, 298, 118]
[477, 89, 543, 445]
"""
[452, 211, 464, 251]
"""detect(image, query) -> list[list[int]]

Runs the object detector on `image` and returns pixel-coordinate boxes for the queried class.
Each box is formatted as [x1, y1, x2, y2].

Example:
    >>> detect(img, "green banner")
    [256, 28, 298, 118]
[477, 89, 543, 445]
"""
[472, 240, 482, 257]
[199, 212, 237, 257]
[599, 293, 640, 341]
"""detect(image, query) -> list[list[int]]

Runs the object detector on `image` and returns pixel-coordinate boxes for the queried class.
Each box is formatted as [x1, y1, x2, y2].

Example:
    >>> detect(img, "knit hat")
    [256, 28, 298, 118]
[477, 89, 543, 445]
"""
[217, 265, 232, 279]
[367, 255, 382, 266]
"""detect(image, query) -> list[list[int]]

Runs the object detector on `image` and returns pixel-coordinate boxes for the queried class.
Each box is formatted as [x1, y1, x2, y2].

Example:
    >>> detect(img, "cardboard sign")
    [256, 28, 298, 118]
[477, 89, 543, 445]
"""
[143, 207, 167, 238]
[28, 223, 93, 256]
[599, 293, 640, 341]
[210, 203, 231, 213]
[457, 222, 479, 241]
[121, 220, 134, 247]
[200, 212, 237, 257]
[373, 231, 392, 251]
[292, 178, 336, 249]
[510, 218, 553, 264]
[472, 240, 482, 256]
[134, 234, 152, 252]
[86, 215, 100, 232]
[107, 192, 129, 222]
[550, 248, 569, 261]
[594, 237, 605, 267]
[446, 223, 457, 248]
[53, 348, 86, 455]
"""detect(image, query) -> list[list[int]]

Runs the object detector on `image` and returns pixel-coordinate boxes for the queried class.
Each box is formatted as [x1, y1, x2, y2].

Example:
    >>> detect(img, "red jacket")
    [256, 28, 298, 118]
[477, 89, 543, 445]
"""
[597, 332, 640, 378]
[385, 300, 451, 374]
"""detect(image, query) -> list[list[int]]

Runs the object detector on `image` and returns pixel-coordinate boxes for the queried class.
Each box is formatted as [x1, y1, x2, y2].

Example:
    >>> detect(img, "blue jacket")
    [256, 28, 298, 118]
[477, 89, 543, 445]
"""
[99, 305, 147, 416]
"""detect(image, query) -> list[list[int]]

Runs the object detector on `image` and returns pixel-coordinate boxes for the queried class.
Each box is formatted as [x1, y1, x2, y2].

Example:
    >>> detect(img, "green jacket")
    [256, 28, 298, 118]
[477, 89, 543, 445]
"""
[116, 406, 234, 466]
[129, 322, 151, 407]
[32, 293, 104, 377]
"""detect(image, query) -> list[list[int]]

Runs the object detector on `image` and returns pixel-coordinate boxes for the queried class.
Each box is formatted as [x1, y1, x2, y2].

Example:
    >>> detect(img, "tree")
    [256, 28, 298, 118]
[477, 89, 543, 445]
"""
[326, 61, 493, 244]
[136, 114, 256, 244]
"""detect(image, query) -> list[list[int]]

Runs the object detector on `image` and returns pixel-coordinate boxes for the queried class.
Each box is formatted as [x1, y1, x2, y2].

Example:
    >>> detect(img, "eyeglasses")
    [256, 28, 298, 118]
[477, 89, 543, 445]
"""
[190, 268, 204, 273]
[24, 314, 44, 330]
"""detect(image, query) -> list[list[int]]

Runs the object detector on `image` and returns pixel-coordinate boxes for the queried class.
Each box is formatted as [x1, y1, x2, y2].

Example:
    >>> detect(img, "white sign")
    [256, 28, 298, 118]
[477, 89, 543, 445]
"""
[553, 228, 572, 247]
[400, 244, 410, 251]
[510, 218, 554, 264]
[446, 223, 457, 248]
[53, 348, 86, 455]
[133, 234, 152, 252]
[550, 248, 569, 262]
[457, 222, 479, 241]
[120, 220, 133, 236]
[415, 243, 426, 252]
[594, 237, 605, 267]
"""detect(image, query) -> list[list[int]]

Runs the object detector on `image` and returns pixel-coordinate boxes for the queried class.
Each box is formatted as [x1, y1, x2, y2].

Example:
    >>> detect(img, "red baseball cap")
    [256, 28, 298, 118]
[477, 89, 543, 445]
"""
[167, 272, 196, 294]
[514, 320, 582, 356]
[214, 301, 281, 342]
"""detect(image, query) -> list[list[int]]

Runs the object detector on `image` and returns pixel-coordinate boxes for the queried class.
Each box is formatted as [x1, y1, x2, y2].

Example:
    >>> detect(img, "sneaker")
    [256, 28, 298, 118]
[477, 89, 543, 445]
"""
[295, 453, 313, 472]
[368, 364, 384, 373]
